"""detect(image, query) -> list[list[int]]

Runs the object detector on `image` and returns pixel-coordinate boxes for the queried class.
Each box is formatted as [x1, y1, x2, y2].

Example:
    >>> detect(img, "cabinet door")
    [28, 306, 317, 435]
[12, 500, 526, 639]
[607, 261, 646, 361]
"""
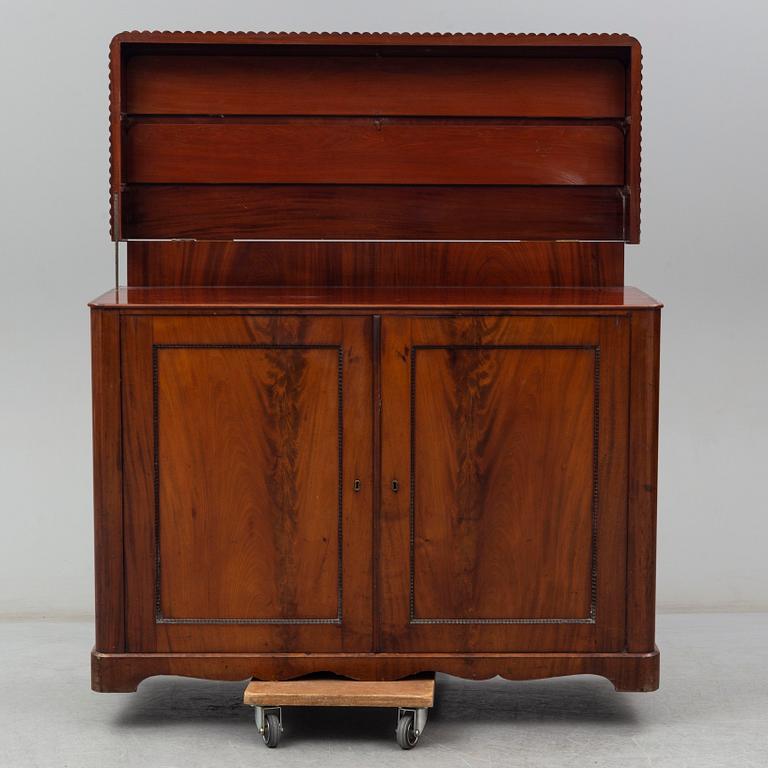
[379, 315, 629, 652]
[122, 315, 372, 653]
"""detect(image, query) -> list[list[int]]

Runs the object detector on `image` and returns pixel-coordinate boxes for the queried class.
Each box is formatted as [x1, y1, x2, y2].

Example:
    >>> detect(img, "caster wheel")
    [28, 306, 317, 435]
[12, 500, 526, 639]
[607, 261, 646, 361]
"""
[396, 712, 419, 750]
[262, 712, 282, 748]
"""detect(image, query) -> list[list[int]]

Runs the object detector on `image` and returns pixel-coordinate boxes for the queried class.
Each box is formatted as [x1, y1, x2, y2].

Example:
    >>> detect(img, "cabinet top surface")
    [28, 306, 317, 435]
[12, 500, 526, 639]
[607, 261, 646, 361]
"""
[90, 285, 661, 309]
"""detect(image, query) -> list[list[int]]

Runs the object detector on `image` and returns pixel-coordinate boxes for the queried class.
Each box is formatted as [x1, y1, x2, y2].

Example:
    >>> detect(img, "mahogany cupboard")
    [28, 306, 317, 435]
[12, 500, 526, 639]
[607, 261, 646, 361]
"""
[91, 32, 660, 694]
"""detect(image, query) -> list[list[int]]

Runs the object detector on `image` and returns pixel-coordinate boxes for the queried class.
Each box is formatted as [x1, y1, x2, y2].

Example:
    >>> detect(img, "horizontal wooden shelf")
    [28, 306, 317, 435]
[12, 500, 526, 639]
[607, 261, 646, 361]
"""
[125, 121, 624, 185]
[126, 54, 626, 117]
[121, 185, 626, 241]
[243, 678, 435, 708]
[90, 285, 661, 309]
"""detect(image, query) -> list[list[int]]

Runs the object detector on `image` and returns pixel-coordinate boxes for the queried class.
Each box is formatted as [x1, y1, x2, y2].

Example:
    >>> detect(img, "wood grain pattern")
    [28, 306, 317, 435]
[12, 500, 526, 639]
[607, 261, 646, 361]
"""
[92, 647, 660, 693]
[411, 345, 597, 621]
[121, 185, 625, 241]
[126, 54, 626, 117]
[93, 31, 658, 694]
[243, 678, 435, 707]
[91, 285, 660, 309]
[155, 345, 341, 622]
[626, 310, 660, 652]
[626, 42, 643, 243]
[379, 315, 629, 652]
[110, 32, 641, 242]
[91, 310, 124, 652]
[91, 304, 660, 687]
[121, 315, 373, 653]
[126, 241, 625, 288]
[125, 121, 624, 185]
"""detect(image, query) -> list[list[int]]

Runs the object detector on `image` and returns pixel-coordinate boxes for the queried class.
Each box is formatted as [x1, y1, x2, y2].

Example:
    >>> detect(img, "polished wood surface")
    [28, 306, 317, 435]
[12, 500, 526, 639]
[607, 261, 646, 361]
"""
[413, 348, 595, 619]
[627, 309, 660, 651]
[156, 346, 340, 621]
[243, 678, 435, 708]
[126, 241, 625, 289]
[126, 121, 624, 186]
[92, 648, 660, 694]
[93, 31, 659, 694]
[91, 311, 124, 652]
[121, 184, 625, 241]
[380, 315, 628, 652]
[127, 54, 625, 117]
[93, 304, 660, 682]
[121, 315, 373, 653]
[91, 285, 661, 309]
[110, 32, 641, 242]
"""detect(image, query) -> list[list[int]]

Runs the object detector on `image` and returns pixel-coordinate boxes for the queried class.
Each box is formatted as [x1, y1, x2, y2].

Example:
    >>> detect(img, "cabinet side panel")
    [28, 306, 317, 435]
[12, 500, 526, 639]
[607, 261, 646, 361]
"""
[626, 309, 660, 651]
[625, 42, 642, 243]
[121, 316, 158, 651]
[91, 309, 124, 653]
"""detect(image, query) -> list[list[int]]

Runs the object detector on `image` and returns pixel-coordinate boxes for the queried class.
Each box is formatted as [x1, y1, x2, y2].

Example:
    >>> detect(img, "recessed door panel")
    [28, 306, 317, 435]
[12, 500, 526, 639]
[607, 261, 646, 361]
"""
[380, 316, 629, 652]
[156, 345, 341, 623]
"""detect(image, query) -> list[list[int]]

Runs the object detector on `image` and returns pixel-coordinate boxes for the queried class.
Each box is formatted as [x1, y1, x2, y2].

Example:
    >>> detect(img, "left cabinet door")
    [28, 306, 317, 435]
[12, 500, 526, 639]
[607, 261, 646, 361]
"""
[121, 315, 373, 653]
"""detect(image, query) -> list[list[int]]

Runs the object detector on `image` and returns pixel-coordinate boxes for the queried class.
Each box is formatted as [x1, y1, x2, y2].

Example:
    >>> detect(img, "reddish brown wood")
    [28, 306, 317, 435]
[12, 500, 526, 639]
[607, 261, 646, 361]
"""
[157, 347, 340, 621]
[379, 315, 628, 653]
[92, 648, 660, 693]
[109, 37, 123, 240]
[110, 32, 641, 243]
[627, 310, 660, 651]
[91, 300, 660, 686]
[126, 121, 624, 185]
[93, 31, 659, 696]
[91, 285, 660, 310]
[121, 185, 625, 241]
[126, 54, 626, 117]
[626, 42, 643, 243]
[126, 241, 625, 289]
[121, 315, 373, 653]
[91, 310, 124, 652]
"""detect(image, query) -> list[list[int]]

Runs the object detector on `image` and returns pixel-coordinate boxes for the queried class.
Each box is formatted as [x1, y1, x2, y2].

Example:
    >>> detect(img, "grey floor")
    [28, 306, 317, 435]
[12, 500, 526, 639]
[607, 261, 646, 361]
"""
[1, 614, 766, 767]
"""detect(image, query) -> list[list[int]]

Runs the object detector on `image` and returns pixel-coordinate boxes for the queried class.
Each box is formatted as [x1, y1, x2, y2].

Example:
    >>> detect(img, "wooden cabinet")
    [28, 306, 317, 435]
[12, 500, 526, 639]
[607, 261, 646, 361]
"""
[92, 293, 659, 693]
[91, 33, 660, 695]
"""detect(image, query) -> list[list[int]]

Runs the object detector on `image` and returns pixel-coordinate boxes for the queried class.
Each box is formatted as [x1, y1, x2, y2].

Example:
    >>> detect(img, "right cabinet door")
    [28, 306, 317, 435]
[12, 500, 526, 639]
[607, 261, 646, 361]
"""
[379, 315, 629, 652]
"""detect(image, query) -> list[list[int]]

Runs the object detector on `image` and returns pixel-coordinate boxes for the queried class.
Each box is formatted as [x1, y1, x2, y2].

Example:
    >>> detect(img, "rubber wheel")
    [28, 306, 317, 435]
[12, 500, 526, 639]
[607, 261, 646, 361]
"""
[262, 712, 282, 748]
[396, 713, 419, 750]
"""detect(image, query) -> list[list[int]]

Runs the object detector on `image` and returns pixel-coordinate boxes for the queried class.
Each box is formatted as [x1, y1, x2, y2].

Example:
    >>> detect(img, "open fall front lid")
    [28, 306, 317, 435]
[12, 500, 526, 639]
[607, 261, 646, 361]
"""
[109, 32, 642, 243]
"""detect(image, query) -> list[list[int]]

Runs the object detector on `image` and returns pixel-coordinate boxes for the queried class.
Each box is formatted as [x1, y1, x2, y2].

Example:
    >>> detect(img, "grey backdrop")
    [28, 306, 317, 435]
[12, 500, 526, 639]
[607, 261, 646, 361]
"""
[1, 0, 766, 616]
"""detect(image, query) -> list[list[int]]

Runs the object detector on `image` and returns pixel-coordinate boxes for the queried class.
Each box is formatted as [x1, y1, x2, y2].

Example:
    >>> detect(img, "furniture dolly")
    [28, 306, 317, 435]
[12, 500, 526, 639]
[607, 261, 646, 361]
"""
[243, 677, 435, 749]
